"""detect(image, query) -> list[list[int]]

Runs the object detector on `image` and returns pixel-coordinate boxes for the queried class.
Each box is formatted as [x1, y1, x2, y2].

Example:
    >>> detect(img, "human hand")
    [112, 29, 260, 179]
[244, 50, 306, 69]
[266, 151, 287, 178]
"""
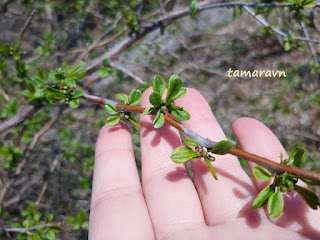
[89, 88, 320, 240]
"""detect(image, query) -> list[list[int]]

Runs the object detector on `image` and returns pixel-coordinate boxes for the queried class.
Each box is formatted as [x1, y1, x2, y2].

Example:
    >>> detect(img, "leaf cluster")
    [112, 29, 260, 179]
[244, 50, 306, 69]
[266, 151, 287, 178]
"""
[252, 146, 320, 218]
[105, 89, 142, 130]
[46, 62, 86, 108]
[170, 139, 232, 180]
[144, 74, 189, 128]
[3, 202, 59, 240]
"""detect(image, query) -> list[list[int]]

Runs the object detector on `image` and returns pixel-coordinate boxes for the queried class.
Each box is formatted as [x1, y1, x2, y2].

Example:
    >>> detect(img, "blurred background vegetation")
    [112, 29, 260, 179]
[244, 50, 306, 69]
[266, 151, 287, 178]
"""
[0, 0, 319, 239]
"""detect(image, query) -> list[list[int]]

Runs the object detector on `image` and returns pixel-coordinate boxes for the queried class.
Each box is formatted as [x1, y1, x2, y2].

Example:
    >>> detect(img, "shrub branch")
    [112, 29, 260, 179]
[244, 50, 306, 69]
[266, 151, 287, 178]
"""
[82, 93, 320, 184]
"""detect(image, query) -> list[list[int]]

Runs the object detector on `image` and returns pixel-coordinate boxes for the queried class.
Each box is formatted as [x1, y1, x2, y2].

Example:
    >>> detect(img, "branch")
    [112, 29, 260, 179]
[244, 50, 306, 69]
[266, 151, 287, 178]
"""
[18, 9, 37, 43]
[0, 103, 42, 137]
[82, 93, 320, 184]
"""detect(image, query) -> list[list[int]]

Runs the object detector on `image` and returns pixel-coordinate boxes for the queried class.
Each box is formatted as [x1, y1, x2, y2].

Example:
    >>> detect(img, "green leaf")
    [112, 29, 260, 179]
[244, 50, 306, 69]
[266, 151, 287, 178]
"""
[152, 110, 164, 128]
[115, 93, 128, 104]
[70, 61, 86, 74]
[152, 75, 166, 97]
[72, 89, 84, 98]
[47, 229, 56, 240]
[46, 213, 54, 223]
[69, 99, 79, 109]
[252, 185, 274, 208]
[129, 89, 142, 105]
[210, 140, 232, 155]
[99, 67, 108, 78]
[267, 190, 284, 218]
[105, 103, 119, 114]
[103, 57, 110, 67]
[166, 74, 182, 102]
[173, 87, 187, 100]
[171, 109, 190, 121]
[205, 158, 218, 180]
[65, 78, 76, 88]
[303, 0, 316, 7]
[129, 118, 141, 131]
[284, 42, 291, 51]
[143, 107, 152, 115]
[294, 185, 320, 210]
[149, 92, 162, 107]
[170, 146, 197, 163]
[185, 138, 198, 147]
[106, 116, 120, 126]
[252, 166, 272, 181]
[190, 0, 197, 12]
[288, 146, 306, 168]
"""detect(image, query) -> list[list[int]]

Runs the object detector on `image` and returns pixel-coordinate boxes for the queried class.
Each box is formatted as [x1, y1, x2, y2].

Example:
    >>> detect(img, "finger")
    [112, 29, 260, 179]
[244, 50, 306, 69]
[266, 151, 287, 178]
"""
[140, 88, 205, 240]
[176, 88, 262, 226]
[89, 122, 154, 240]
[232, 117, 320, 238]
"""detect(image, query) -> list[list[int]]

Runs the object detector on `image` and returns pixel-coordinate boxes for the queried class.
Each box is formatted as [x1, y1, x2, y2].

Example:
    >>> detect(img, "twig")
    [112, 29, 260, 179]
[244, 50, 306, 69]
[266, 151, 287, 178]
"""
[290, 88, 320, 109]
[72, 15, 123, 67]
[18, 9, 36, 43]
[0, 222, 63, 233]
[15, 110, 61, 175]
[301, 21, 318, 66]
[110, 61, 146, 84]
[35, 156, 61, 206]
[82, 93, 320, 184]
[243, 6, 320, 43]
[0, 84, 10, 102]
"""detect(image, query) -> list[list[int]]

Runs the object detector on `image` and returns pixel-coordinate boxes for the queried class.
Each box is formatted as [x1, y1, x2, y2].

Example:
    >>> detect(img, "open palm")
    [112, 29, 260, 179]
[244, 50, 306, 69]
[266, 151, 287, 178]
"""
[89, 88, 320, 240]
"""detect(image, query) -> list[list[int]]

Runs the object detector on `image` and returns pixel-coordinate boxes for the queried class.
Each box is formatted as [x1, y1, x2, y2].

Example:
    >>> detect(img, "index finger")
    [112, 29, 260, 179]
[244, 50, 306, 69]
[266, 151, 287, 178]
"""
[89, 122, 154, 239]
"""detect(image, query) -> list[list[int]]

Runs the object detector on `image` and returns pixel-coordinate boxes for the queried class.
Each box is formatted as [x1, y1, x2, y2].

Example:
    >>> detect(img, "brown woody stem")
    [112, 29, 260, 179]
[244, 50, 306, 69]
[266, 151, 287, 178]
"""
[82, 94, 320, 184]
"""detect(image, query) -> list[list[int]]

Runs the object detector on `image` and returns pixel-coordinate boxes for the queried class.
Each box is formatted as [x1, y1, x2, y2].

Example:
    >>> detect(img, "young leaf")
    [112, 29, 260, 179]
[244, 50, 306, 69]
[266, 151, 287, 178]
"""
[170, 146, 196, 163]
[185, 138, 198, 147]
[267, 190, 284, 218]
[294, 185, 320, 210]
[288, 146, 306, 168]
[69, 99, 79, 109]
[152, 75, 165, 97]
[105, 103, 119, 115]
[70, 61, 86, 74]
[149, 92, 162, 107]
[205, 158, 218, 180]
[143, 107, 152, 115]
[103, 57, 110, 67]
[173, 87, 187, 100]
[171, 109, 190, 121]
[152, 110, 164, 128]
[210, 140, 232, 155]
[106, 116, 120, 126]
[129, 89, 142, 105]
[65, 78, 76, 88]
[72, 89, 84, 98]
[129, 118, 141, 131]
[252, 166, 272, 181]
[115, 93, 128, 104]
[166, 74, 182, 102]
[252, 185, 274, 208]
[190, 0, 197, 13]
[99, 67, 108, 78]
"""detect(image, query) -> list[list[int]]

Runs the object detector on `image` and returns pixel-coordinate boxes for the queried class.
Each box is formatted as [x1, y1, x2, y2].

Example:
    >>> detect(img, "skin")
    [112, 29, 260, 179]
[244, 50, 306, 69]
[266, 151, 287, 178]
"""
[89, 88, 320, 240]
